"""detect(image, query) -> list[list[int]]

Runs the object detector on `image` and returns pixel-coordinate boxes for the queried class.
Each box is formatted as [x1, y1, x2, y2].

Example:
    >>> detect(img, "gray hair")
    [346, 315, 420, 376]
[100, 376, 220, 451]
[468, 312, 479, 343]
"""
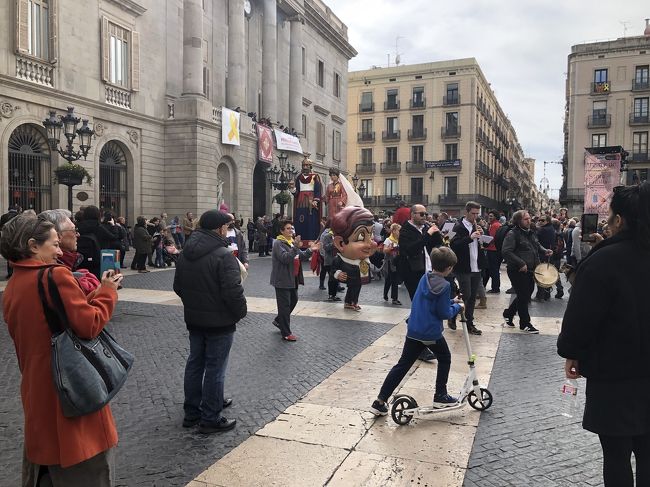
[38, 209, 72, 233]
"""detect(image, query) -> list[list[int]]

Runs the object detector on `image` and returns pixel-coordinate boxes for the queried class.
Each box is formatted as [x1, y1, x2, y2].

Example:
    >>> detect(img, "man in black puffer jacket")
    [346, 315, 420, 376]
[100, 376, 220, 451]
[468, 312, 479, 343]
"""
[174, 210, 247, 434]
[502, 210, 552, 334]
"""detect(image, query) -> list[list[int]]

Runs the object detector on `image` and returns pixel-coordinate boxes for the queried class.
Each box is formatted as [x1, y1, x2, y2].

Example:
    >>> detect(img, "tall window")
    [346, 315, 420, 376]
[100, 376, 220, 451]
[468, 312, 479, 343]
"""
[635, 65, 649, 83]
[386, 89, 398, 109]
[361, 148, 373, 164]
[412, 114, 424, 133]
[445, 112, 458, 129]
[301, 47, 305, 75]
[592, 100, 607, 117]
[27, 0, 49, 59]
[360, 92, 373, 112]
[316, 121, 326, 157]
[633, 132, 648, 159]
[361, 179, 373, 196]
[594, 69, 608, 83]
[412, 145, 423, 162]
[301, 114, 307, 137]
[412, 86, 424, 107]
[386, 147, 398, 164]
[411, 177, 423, 197]
[332, 129, 341, 161]
[109, 22, 129, 87]
[361, 149, 372, 165]
[444, 176, 457, 195]
[445, 143, 458, 160]
[591, 134, 607, 147]
[634, 97, 649, 117]
[361, 118, 373, 134]
[387, 117, 398, 134]
[333, 72, 341, 98]
[317, 60, 324, 87]
[385, 178, 398, 196]
[445, 82, 459, 104]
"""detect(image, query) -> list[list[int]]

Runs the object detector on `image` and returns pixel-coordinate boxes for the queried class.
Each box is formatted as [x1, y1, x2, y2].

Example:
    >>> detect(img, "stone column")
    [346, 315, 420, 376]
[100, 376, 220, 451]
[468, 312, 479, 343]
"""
[276, 16, 291, 125]
[262, 0, 277, 121]
[182, 0, 204, 96]
[227, 0, 246, 109]
[289, 16, 303, 133]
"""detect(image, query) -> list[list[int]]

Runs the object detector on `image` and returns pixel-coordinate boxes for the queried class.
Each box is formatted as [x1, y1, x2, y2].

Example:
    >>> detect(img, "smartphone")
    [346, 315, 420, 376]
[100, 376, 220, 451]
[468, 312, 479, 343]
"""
[100, 250, 119, 276]
[581, 213, 599, 242]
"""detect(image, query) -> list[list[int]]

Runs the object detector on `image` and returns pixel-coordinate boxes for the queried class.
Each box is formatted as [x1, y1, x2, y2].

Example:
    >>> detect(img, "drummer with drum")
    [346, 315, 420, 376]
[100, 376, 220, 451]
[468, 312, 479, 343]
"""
[501, 210, 554, 334]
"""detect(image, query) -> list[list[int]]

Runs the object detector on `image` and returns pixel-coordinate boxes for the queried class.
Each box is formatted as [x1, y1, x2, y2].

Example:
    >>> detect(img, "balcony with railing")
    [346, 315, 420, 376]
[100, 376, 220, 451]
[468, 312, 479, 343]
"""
[380, 162, 401, 174]
[496, 175, 510, 189]
[632, 80, 650, 92]
[365, 194, 429, 207]
[357, 131, 375, 143]
[359, 102, 375, 113]
[443, 94, 461, 106]
[441, 125, 461, 138]
[588, 114, 611, 128]
[438, 193, 500, 209]
[15, 54, 54, 87]
[410, 97, 426, 109]
[632, 152, 649, 162]
[629, 113, 650, 125]
[355, 163, 376, 174]
[407, 128, 427, 141]
[591, 81, 611, 95]
[382, 130, 401, 141]
[384, 100, 400, 111]
[406, 161, 427, 173]
[105, 85, 132, 109]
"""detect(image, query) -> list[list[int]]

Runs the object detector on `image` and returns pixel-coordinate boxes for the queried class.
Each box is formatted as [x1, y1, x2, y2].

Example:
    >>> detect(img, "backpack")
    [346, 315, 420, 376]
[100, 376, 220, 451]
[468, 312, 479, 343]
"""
[494, 224, 514, 253]
[76, 233, 102, 278]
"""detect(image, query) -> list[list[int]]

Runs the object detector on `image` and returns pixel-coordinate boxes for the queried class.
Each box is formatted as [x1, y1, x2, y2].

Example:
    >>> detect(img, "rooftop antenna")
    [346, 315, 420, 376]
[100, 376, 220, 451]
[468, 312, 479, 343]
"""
[619, 20, 630, 37]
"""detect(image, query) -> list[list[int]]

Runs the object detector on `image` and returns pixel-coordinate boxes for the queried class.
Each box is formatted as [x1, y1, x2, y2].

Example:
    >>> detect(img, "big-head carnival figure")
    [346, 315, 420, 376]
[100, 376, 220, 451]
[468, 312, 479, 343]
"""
[290, 156, 322, 245]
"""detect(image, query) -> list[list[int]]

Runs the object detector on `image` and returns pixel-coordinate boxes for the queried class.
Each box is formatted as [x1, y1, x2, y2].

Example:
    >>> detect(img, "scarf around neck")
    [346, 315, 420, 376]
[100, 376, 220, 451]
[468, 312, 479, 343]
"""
[276, 234, 294, 246]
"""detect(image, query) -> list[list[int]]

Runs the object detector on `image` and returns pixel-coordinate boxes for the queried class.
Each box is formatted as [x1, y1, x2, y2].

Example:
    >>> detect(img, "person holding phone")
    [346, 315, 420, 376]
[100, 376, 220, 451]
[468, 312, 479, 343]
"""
[558, 183, 650, 486]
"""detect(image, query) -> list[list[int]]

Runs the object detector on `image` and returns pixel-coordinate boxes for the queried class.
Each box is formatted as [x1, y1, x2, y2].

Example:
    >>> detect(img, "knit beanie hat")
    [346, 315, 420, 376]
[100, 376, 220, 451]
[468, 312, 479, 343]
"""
[199, 210, 232, 230]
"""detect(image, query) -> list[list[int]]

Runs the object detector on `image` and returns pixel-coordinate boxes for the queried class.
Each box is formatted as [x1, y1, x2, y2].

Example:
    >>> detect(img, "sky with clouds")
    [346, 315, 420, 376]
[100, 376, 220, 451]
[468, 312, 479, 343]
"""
[327, 0, 648, 198]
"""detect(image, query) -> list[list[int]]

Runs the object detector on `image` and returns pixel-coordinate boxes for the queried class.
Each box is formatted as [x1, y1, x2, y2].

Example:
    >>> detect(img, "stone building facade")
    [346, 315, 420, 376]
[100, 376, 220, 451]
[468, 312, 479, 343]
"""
[563, 24, 650, 215]
[346, 59, 536, 217]
[0, 0, 355, 224]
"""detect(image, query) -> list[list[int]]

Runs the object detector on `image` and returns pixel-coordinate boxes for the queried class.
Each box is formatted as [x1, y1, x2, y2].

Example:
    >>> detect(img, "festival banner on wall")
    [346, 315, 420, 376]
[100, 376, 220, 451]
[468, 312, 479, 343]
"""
[257, 124, 274, 163]
[274, 129, 303, 153]
[583, 151, 620, 219]
[221, 108, 240, 146]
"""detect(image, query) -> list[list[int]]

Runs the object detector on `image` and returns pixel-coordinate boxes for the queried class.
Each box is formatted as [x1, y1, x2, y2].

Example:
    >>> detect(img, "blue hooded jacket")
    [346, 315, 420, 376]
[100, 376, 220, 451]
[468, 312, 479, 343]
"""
[407, 272, 461, 342]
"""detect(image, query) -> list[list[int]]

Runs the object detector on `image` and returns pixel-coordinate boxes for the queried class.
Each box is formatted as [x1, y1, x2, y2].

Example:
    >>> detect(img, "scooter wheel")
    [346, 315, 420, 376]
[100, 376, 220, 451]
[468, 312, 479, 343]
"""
[468, 388, 493, 411]
[391, 395, 417, 425]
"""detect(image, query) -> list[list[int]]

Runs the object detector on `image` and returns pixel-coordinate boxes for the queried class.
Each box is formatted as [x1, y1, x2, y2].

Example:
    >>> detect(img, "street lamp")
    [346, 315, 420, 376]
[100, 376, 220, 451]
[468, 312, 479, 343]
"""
[266, 151, 298, 216]
[43, 106, 94, 211]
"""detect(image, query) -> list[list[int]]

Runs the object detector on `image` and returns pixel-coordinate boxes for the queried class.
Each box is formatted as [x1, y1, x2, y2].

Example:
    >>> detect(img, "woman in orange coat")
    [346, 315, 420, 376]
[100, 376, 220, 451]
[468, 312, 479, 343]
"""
[1, 214, 123, 486]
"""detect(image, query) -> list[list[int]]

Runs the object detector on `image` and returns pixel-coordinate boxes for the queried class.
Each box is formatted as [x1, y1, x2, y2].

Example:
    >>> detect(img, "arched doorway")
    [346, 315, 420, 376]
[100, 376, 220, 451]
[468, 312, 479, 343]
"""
[216, 162, 231, 207]
[99, 141, 128, 217]
[253, 162, 268, 218]
[8, 124, 52, 212]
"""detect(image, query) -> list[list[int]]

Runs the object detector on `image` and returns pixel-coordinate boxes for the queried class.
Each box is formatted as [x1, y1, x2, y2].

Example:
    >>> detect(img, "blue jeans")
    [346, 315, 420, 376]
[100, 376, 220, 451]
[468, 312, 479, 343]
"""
[183, 331, 234, 424]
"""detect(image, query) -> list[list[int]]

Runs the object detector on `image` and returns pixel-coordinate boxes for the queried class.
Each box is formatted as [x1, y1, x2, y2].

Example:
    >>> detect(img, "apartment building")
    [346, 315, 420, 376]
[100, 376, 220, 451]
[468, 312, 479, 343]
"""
[346, 59, 536, 216]
[562, 21, 650, 215]
[0, 0, 355, 222]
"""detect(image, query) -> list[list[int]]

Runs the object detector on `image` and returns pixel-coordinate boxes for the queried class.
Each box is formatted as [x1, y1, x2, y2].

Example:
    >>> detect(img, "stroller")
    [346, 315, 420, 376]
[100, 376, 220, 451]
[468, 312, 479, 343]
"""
[163, 244, 180, 267]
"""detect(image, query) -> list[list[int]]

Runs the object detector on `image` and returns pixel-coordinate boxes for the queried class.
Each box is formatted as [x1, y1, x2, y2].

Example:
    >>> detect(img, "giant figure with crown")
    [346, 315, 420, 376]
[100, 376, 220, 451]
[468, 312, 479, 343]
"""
[289, 156, 322, 245]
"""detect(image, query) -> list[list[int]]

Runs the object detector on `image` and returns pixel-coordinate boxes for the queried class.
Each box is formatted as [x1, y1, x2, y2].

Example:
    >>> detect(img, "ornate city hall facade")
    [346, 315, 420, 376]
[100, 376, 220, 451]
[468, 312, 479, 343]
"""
[0, 0, 355, 223]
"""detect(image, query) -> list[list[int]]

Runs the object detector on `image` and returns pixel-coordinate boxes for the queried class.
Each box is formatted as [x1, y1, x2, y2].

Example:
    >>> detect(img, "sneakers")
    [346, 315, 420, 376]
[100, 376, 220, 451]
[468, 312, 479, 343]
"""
[198, 417, 237, 434]
[503, 313, 515, 328]
[282, 334, 298, 341]
[392, 299, 402, 305]
[520, 325, 539, 334]
[433, 393, 459, 408]
[370, 400, 388, 416]
[327, 295, 342, 302]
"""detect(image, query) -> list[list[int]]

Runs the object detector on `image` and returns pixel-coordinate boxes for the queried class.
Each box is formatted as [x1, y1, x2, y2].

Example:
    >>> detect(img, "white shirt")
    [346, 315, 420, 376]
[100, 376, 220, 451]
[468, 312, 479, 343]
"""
[408, 220, 432, 272]
[463, 218, 479, 273]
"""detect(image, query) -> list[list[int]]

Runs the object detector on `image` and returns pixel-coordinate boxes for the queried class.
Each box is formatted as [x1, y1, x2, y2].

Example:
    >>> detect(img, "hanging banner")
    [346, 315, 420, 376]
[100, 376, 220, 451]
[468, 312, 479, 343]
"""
[222, 108, 240, 146]
[274, 129, 303, 153]
[257, 124, 274, 163]
[583, 151, 620, 219]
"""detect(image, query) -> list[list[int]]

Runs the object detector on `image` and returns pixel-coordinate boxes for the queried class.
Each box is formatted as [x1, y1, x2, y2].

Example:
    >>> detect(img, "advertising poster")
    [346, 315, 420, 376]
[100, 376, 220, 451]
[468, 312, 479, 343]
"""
[583, 151, 620, 219]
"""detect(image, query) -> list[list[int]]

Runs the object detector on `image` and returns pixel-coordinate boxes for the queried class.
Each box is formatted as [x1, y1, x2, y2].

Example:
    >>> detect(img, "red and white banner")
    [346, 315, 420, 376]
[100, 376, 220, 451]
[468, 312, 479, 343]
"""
[583, 151, 620, 219]
[257, 125, 274, 164]
[274, 129, 303, 154]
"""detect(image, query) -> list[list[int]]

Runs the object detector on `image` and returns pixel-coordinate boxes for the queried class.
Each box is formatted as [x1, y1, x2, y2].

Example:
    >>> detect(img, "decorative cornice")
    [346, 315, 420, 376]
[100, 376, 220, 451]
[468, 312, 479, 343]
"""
[331, 114, 345, 125]
[304, 1, 357, 60]
[302, 97, 313, 107]
[104, 0, 147, 17]
[314, 104, 330, 116]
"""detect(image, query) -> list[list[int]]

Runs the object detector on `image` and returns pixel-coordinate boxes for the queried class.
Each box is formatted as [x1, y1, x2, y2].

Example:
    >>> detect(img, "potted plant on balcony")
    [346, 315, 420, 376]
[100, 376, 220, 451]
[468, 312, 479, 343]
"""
[53, 162, 92, 186]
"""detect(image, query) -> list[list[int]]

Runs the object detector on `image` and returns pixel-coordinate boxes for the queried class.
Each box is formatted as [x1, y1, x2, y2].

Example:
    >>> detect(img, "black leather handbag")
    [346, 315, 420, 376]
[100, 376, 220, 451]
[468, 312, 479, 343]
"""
[37, 267, 134, 418]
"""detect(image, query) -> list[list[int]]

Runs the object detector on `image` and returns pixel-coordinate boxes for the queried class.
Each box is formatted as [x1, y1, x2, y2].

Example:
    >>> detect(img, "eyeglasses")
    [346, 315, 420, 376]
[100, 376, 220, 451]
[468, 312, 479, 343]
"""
[59, 228, 79, 234]
[414, 212, 427, 217]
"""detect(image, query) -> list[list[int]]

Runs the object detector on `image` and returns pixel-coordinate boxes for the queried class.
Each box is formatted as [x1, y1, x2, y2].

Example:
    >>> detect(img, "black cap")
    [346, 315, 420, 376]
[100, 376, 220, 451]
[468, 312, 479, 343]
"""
[199, 210, 232, 230]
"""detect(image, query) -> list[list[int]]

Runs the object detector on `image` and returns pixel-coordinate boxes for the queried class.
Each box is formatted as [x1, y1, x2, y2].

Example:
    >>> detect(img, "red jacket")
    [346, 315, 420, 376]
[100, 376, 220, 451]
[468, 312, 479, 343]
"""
[3, 259, 118, 467]
[486, 221, 502, 251]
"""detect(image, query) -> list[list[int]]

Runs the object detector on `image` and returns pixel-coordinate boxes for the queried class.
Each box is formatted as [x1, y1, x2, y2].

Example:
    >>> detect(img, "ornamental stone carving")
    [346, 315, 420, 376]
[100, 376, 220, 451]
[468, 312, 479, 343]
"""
[0, 102, 20, 118]
[93, 122, 106, 137]
[126, 129, 139, 146]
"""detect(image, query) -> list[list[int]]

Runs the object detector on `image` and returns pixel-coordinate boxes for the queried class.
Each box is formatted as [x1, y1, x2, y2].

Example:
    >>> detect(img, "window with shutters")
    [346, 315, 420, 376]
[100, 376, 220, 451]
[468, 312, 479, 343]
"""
[101, 17, 139, 92]
[332, 129, 341, 161]
[316, 121, 326, 159]
[15, 0, 58, 63]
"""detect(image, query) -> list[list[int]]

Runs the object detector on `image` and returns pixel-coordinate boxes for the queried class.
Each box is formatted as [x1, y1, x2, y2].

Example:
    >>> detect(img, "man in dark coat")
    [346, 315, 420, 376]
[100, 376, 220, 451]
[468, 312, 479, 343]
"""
[174, 210, 247, 434]
[502, 210, 552, 334]
[450, 201, 487, 336]
[398, 203, 443, 361]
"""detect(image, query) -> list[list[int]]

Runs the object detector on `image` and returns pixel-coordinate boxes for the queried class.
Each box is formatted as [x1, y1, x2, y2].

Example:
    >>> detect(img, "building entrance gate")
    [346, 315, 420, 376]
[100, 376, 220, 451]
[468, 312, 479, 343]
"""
[8, 124, 52, 212]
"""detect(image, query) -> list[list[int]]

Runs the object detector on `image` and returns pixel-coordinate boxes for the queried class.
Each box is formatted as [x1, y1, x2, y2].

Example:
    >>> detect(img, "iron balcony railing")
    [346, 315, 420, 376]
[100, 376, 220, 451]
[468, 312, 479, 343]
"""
[410, 97, 426, 109]
[380, 162, 401, 174]
[587, 114, 611, 128]
[359, 102, 375, 113]
[443, 94, 461, 106]
[384, 100, 400, 111]
[407, 128, 427, 140]
[629, 113, 650, 125]
[355, 163, 376, 174]
[382, 130, 401, 141]
[591, 81, 611, 95]
[632, 152, 649, 162]
[632, 80, 650, 91]
[406, 161, 427, 173]
[365, 194, 429, 207]
[441, 126, 461, 138]
[438, 193, 500, 209]
[357, 131, 375, 142]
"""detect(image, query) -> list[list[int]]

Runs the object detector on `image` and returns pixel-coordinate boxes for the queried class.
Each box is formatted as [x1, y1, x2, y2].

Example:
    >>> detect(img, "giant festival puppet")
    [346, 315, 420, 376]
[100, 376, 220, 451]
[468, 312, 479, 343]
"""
[324, 168, 347, 218]
[290, 156, 322, 244]
[330, 206, 377, 311]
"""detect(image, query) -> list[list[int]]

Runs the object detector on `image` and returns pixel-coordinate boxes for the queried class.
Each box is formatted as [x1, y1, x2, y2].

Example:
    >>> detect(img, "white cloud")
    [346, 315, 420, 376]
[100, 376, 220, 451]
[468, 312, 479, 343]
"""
[328, 0, 649, 196]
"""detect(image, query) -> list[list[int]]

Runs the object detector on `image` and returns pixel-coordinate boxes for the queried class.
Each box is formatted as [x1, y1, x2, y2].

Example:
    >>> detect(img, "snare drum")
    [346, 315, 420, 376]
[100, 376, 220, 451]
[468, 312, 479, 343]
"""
[533, 263, 559, 288]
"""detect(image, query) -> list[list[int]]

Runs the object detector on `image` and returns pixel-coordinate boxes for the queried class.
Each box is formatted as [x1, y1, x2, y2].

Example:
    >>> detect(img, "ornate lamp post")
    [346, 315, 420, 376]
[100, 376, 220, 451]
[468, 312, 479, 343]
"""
[266, 151, 298, 216]
[43, 106, 94, 211]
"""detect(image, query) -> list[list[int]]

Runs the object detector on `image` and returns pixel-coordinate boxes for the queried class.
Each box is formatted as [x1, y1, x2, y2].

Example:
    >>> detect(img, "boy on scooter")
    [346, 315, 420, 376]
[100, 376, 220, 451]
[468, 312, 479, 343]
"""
[370, 246, 464, 416]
